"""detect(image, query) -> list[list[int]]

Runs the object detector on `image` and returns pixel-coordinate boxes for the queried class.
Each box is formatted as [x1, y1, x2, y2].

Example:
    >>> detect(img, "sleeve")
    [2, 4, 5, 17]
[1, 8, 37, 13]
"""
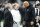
[19, 7, 25, 12]
[19, 7, 25, 23]
[4, 12, 13, 27]
[37, 8, 39, 16]
[31, 7, 35, 22]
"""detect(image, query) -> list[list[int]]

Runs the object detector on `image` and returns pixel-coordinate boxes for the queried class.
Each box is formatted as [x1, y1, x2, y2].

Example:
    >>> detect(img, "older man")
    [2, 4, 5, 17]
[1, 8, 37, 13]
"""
[23, 1, 35, 27]
[10, 3, 23, 27]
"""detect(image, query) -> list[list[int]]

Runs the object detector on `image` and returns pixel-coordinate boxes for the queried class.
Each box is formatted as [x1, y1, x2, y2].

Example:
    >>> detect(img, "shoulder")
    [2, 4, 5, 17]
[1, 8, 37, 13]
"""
[31, 6, 35, 9]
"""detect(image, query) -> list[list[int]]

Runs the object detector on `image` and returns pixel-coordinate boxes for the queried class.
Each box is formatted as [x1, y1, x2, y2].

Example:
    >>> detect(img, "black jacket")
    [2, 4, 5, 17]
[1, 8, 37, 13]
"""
[19, 7, 25, 23]
[0, 9, 4, 21]
[24, 5, 35, 22]
[4, 9, 13, 27]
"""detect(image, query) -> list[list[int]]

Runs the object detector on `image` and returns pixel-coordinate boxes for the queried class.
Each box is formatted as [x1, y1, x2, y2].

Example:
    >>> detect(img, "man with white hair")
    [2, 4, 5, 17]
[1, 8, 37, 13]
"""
[4, 3, 13, 27]
[10, 3, 23, 27]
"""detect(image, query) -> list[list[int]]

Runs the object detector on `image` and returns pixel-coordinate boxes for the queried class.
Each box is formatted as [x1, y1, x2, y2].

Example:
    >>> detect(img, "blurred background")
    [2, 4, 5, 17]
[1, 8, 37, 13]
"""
[0, 0, 40, 27]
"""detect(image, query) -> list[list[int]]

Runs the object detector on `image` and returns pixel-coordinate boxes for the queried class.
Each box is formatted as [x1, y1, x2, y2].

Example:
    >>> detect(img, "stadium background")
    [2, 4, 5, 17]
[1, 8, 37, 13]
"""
[0, 0, 40, 27]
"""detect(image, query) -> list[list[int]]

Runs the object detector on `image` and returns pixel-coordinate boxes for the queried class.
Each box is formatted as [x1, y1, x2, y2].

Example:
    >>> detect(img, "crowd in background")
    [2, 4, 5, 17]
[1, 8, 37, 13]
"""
[0, 0, 40, 27]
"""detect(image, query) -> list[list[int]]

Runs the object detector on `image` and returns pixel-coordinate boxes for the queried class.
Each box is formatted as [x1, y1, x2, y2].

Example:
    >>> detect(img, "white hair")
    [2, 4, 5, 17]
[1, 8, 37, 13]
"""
[5, 3, 11, 8]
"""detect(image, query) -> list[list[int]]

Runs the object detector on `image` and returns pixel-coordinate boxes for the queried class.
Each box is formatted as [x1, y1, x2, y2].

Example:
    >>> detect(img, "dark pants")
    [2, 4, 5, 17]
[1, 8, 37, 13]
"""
[24, 20, 34, 27]
[26, 21, 33, 27]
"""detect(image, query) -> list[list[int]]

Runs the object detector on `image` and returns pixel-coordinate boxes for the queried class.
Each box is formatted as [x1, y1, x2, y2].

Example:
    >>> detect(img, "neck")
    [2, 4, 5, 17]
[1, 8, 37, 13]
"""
[8, 8, 11, 11]
[15, 9, 18, 11]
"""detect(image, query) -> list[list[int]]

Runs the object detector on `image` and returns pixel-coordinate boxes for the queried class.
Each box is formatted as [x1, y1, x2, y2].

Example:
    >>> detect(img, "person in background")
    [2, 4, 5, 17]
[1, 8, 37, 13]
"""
[0, 4, 4, 27]
[33, 3, 39, 27]
[23, 1, 35, 27]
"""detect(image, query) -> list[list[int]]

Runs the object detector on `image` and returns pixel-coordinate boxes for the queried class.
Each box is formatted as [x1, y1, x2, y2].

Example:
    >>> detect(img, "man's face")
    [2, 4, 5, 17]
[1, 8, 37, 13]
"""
[23, 1, 29, 7]
[15, 4, 19, 10]
[33, 4, 35, 8]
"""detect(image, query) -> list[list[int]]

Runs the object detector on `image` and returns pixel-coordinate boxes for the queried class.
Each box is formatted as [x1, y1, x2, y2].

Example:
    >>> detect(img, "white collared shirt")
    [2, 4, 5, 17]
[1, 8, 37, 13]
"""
[10, 9, 21, 23]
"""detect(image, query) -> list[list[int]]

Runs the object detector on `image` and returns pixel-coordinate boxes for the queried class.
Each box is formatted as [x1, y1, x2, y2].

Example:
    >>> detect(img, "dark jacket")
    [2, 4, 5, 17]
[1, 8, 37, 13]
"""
[4, 9, 13, 27]
[0, 9, 4, 21]
[19, 7, 25, 23]
[24, 5, 35, 22]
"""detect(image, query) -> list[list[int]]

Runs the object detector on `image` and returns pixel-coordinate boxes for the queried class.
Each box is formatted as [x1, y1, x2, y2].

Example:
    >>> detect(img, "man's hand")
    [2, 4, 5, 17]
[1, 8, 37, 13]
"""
[30, 21, 34, 25]
[23, 21, 25, 25]
[14, 21, 17, 24]
[36, 23, 39, 26]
